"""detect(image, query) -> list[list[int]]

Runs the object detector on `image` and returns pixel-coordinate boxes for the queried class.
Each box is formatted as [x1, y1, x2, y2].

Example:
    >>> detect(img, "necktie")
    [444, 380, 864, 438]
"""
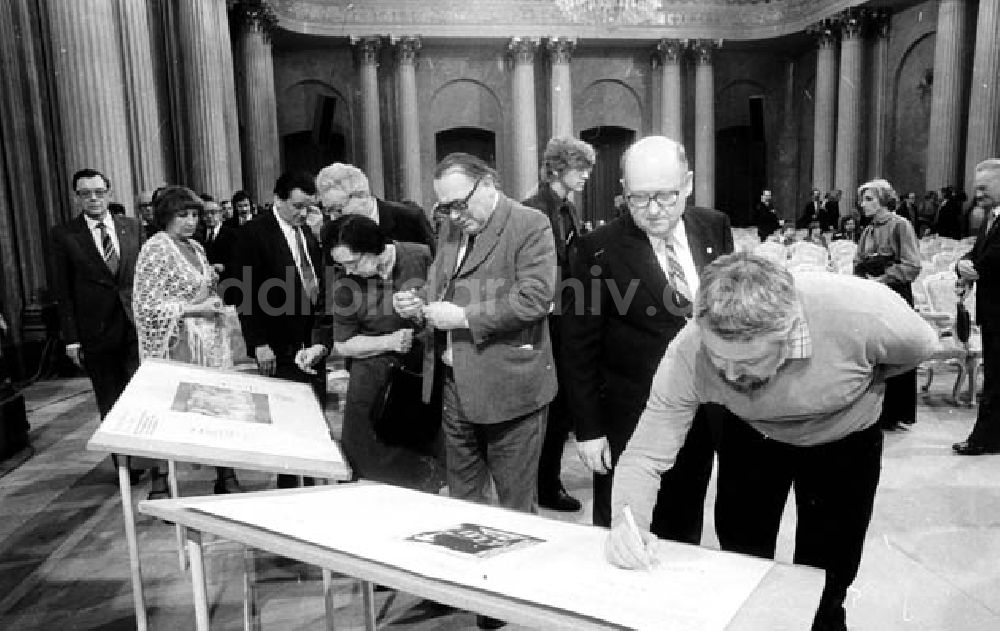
[98, 222, 119, 276]
[560, 203, 577, 246]
[987, 209, 999, 235]
[294, 228, 319, 304]
[662, 239, 692, 307]
[457, 233, 476, 270]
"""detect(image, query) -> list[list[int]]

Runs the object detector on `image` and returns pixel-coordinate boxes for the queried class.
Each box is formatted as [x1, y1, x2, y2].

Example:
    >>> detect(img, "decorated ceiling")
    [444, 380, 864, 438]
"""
[271, 0, 891, 41]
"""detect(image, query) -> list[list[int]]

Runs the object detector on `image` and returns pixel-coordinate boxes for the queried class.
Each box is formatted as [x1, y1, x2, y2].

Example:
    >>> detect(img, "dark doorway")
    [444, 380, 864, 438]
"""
[580, 126, 636, 226]
[715, 125, 767, 227]
[282, 130, 346, 176]
[435, 127, 496, 168]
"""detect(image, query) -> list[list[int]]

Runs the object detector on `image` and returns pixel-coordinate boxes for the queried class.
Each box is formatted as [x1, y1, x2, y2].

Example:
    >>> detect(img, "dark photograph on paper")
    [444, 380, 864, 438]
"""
[406, 523, 545, 559]
[170, 382, 273, 424]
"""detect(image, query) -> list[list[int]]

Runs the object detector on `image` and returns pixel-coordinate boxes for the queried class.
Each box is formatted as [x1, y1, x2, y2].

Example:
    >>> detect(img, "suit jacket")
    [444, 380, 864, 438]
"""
[521, 183, 582, 274]
[798, 200, 823, 229]
[50, 214, 143, 353]
[752, 201, 781, 241]
[376, 198, 436, 252]
[963, 209, 1000, 326]
[820, 200, 840, 231]
[561, 207, 734, 448]
[421, 193, 558, 424]
[232, 212, 325, 359]
[203, 224, 238, 269]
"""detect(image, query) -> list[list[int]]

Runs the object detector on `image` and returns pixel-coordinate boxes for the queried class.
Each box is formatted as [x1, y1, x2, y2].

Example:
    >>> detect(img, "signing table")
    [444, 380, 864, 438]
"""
[86, 358, 351, 631]
[140, 484, 824, 630]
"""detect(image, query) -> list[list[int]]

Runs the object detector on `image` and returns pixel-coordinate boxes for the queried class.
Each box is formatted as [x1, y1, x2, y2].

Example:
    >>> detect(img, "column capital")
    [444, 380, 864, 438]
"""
[351, 35, 382, 66]
[835, 8, 867, 40]
[656, 39, 685, 65]
[870, 9, 892, 39]
[394, 36, 421, 65]
[508, 37, 538, 65]
[547, 37, 576, 64]
[807, 19, 839, 48]
[232, 0, 278, 40]
[692, 39, 717, 65]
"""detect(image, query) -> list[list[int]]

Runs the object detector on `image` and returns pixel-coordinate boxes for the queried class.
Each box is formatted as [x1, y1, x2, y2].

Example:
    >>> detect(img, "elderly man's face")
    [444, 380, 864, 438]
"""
[76, 175, 111, 219]
[622, 147, 692, 239]
[433, 170, 496, 235]
[322, 186, 371, 217]
[702, 327, 788, 394]
[974, 167, 1000, 210]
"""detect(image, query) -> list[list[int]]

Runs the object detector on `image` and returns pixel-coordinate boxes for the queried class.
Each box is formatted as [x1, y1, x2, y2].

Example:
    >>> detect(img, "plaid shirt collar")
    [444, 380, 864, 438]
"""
[784, 305, 812, 359]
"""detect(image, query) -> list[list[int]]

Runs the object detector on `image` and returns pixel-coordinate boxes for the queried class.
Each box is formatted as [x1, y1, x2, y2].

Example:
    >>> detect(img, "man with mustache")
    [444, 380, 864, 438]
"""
[607, 252, 938, 631]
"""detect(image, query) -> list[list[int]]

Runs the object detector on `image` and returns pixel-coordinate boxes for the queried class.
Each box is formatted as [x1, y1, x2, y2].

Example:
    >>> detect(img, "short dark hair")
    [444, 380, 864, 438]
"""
[151, 185, 203, 232]
[72, 168, 110, 191]
[274, 172, 317, 200]
[432, 153, 498, 185]
[321, 214, 386, 257]
[232, 190, 252, 206]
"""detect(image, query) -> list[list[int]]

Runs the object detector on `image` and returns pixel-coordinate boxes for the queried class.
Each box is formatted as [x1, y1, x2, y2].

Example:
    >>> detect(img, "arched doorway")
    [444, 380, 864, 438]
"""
[580, 125, 636, 225]
[281, 130, 347, 176]
[435, 127, 496, 168]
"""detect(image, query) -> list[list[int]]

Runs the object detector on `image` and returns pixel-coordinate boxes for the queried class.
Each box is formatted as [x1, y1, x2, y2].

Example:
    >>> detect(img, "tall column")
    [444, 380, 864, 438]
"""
[869, 11, 891, 179]
[811, 22, 838, 195]
[46, 0, 135, 212]
[396, 37, 422, 203]
[964, 0, 1000, 193]
[509, 37, 539, 200]
[694, 40, 716, 208]
[216, 0, 242, 196]
[834, 12, 864, 213]
[354, 36, 384, 198]
[927, 0, 968, 191]
[657, 39, 684, 143]
[236, 3, 280, 206]
[547, 37, 575, 138]
[118, 0, 166, 198]
[177, 0, 231, 198]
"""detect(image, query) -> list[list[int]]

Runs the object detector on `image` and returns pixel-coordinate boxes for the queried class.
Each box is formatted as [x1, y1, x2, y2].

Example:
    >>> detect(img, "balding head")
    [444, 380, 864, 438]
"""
[620, 136, 693, 238]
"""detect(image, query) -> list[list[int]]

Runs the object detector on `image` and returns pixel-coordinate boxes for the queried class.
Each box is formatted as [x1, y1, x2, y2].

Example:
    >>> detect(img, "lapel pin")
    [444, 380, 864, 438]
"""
[706, 247, 713, 254]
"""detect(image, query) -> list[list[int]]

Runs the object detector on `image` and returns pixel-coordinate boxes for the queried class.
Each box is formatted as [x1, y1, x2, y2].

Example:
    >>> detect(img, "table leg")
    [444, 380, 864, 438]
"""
[167, 460, 189, 571]
[322, 569, 337, 631]
[360, 580, 376, 631]
[118, 458, 148, 631]
[242, 546, 261, 631]
[187, 529, 211, 631]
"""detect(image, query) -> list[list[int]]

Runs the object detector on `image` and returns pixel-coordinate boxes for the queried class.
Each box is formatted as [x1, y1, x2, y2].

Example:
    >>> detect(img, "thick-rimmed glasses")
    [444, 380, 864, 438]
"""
[76, 188, 109, 199]
[433, 178, 482, 218]
[626, 190, 682, 209]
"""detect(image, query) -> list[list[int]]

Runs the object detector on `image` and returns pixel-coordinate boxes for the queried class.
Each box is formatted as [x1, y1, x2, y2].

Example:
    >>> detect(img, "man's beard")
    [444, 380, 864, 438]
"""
[719, 371, 771, 394]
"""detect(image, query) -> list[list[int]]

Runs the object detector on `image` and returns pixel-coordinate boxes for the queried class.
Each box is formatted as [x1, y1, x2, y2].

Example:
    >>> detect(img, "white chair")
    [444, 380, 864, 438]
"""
[753, 241, 787, 265]
[918, 271, 977, 405]
[931, 251, 960, 273]
[788, 241, 829, 268]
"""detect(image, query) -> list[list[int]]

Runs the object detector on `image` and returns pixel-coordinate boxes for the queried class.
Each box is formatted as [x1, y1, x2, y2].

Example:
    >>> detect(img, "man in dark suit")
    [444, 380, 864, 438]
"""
[521, 136, 595, 513]
[799, 188, 824, 230]
[226, 190, 254, 229]
[821, 190, 842, 232]
[394, 152, 557, 518]
[233, 173, 330, 491]
[201, 198, 237, 276]
[954, 158, 1000, 456]
[316, 162, 435, 250]
[51, 168, 143, 420]
[752, 188, 781, 241]
[561, 136, 735, 544]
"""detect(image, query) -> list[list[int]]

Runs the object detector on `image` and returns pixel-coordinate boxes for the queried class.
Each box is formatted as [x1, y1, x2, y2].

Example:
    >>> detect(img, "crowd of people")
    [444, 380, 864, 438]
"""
[48, 136, 1000, 631]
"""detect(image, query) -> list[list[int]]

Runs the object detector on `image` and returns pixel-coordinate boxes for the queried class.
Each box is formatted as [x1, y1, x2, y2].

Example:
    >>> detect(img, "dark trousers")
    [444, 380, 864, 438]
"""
[83, 342, 140, 419]
[715, 419, 883, 631]
[967, 324, 1000, 448]
[441, 372, 546, 513]
[878, 281, 917, 427]
[538, 316, 570, 497]
[593, 406, 717, 544]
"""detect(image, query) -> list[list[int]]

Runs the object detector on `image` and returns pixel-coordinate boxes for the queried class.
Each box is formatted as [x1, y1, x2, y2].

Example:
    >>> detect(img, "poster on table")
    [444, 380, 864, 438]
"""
[87, 358, 348, 479]
[187, 484, 776, 631]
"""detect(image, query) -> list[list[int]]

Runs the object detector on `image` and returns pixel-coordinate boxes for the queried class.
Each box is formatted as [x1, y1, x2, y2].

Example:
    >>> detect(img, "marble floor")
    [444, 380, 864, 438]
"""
[0, 371, 998, 630]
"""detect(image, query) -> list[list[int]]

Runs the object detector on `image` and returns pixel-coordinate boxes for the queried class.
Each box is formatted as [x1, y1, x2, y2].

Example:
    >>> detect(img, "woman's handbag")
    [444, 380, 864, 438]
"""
[371, 360, 441, 446]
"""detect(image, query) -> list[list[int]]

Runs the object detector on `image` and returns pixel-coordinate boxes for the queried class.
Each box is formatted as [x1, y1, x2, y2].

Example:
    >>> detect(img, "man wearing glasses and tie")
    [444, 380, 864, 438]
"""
[51, 168, 144, 422]
[393, 152, 558, 517]
[561, 135, 735, 545]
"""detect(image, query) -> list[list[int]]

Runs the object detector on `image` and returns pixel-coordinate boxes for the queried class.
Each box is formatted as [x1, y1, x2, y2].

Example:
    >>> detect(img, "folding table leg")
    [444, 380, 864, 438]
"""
[187, 530, 211, 631]
[360, 580, 376, 631]
[119, 458, 148, 631]
[167, 459, 188, 570]
[322, 569, 337, 631]
[242, 546, 261, 631]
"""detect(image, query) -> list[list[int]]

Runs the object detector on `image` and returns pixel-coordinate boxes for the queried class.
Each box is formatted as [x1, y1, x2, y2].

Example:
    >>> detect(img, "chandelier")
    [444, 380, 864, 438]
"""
[554, 0, 664, 24]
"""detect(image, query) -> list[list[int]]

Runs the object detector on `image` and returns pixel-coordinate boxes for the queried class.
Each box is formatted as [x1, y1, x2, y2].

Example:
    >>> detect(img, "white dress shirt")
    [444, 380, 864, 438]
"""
[272, 209, 317, 287]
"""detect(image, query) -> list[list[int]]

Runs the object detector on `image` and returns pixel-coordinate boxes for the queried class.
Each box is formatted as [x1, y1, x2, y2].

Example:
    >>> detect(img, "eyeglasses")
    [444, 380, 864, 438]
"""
[323, 190, 370, 214]
[626, 190, 682, 209]
[433, 179, 482, 218]
[76, 189, 109, 199]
